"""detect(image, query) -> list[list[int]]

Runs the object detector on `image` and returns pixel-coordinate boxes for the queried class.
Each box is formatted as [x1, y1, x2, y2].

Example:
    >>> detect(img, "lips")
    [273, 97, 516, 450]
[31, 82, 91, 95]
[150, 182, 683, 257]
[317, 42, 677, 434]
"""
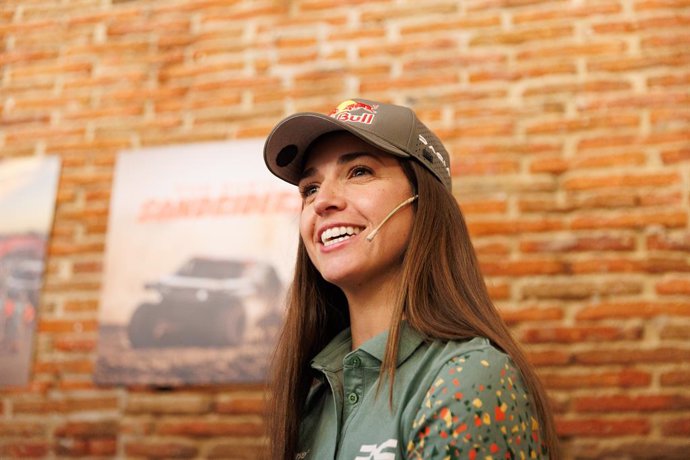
[319, 225, 364, 247]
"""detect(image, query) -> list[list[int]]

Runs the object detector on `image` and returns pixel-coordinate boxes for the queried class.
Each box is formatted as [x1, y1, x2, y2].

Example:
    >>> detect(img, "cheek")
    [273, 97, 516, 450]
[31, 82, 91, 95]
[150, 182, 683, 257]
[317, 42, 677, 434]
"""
[299, 208, 314, 244]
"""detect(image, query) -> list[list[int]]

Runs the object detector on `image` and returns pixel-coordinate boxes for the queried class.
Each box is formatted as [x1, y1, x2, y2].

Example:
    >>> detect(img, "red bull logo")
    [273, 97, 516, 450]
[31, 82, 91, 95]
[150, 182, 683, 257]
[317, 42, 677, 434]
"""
[329, 99, 378, 125]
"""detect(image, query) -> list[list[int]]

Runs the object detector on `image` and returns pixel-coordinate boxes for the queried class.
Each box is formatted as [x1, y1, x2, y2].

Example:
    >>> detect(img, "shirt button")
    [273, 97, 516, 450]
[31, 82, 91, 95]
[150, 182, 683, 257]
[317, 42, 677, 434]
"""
[347, 392, 359, 404]
[351, 356, 361, 367]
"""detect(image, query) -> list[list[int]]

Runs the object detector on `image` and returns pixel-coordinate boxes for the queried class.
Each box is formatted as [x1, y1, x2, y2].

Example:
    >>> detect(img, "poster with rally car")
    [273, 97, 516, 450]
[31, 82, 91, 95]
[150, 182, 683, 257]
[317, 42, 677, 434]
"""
[0, 156, 60, 387]
[94, 140, 299, 386]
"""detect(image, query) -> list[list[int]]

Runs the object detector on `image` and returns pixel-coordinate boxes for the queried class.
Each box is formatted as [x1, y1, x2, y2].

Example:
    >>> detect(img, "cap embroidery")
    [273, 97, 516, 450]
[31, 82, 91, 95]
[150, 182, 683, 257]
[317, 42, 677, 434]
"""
[329, 99, 378, 125]
[418, 134, 448, 174]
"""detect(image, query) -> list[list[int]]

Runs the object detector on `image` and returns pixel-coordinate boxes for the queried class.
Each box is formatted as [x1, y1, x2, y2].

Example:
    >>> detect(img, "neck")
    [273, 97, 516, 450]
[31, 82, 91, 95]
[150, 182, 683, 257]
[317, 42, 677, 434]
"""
[342, 275, 400, 349]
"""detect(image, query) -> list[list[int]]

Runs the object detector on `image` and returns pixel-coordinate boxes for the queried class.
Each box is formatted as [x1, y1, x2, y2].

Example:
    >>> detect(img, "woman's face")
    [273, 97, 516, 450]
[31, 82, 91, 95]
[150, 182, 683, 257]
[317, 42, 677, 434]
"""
[298, 132, 415, 293]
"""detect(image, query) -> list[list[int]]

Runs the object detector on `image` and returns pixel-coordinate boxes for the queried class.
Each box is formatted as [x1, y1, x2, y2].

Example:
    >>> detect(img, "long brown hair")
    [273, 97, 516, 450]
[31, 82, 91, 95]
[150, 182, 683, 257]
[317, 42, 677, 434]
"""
[266, 157, 559, 459]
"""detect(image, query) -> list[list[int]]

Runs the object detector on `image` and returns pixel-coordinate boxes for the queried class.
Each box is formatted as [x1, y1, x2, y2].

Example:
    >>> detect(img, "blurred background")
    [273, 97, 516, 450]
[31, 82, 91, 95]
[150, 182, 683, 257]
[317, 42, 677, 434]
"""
[1, 0, 689, 458]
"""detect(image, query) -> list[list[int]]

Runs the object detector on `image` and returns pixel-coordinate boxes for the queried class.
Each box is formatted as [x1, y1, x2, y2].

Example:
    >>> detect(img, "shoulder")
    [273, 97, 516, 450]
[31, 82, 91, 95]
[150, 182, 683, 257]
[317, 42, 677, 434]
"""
[406, 338, 546, 459]
[432, 338, 518, 391]
[419, 338, 529, 425]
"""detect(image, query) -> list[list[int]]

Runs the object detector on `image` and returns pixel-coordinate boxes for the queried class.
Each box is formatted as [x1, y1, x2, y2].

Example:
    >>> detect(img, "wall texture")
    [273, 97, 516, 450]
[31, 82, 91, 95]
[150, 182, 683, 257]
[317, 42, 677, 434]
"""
[1, 0, 689, 458]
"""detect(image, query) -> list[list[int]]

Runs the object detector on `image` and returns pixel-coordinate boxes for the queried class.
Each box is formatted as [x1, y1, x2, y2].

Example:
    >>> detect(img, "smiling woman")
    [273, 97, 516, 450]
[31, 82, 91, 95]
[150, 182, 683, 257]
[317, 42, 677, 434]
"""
[262, 99, 559, 460]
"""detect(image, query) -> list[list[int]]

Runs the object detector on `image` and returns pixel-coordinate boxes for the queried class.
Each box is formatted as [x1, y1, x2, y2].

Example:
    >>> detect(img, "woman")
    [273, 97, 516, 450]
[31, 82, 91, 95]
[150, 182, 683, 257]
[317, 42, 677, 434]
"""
[263, 98, 558, 459]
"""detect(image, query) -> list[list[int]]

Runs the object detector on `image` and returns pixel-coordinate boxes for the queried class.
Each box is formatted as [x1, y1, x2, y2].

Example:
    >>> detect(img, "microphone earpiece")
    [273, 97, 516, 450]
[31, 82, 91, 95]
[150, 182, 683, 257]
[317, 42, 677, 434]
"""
[366, 195, 418, 242]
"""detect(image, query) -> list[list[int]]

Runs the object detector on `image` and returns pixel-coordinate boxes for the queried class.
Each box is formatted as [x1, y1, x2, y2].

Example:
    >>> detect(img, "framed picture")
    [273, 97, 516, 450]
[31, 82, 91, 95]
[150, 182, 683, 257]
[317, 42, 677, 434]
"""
[95, 140, 299, 386]
[0, 156, 60, 387]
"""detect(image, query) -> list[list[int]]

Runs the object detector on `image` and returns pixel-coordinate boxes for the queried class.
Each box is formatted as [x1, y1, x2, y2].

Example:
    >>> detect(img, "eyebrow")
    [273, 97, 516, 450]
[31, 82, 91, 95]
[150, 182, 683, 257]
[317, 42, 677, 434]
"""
[299, 151, 383, 182]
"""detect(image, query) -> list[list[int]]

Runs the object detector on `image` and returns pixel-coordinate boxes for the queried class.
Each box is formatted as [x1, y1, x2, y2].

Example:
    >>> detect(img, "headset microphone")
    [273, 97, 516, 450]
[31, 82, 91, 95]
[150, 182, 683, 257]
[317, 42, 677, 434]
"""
[366, 195, 418, 242]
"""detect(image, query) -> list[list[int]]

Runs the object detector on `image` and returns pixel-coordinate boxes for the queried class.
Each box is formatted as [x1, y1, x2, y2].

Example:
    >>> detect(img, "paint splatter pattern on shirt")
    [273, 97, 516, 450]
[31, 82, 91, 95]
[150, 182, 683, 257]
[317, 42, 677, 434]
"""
[406, 350, 547, 460]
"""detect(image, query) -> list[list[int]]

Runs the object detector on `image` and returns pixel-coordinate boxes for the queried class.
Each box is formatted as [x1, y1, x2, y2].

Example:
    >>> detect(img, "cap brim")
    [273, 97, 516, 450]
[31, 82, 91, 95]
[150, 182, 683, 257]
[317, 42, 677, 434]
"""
[263, 113, 410, 186]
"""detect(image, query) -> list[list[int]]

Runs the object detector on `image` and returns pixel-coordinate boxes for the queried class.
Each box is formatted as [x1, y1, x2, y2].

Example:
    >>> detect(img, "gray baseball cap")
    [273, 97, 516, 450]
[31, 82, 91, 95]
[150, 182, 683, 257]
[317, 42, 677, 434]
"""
[263, 98, 452, 191]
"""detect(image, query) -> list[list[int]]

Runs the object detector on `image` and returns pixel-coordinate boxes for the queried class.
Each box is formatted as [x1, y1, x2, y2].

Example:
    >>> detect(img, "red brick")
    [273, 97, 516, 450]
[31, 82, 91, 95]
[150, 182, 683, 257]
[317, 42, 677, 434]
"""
[468, 218, 564, 236]
[661, 324, 690, 339]
[207, 442, 266, 460]
[401, 15, 501, 35]
[635, 0, 690, 11]
[557, 418, 650, 437]
[526, 114, 639, 135]
[454, 158, 519, 175]
[575, 347, 690, 365]
[661, 147, 690, 164]
[583, 441, 690, 459]
[571, 257, 690, 274]
[574, 394, 690, 412]
[54, 437, 117, 456]
[657, 278, 690, 296]
[576, 301, 690, 320]
[662, 417, 690, 436]
[661, 370, 690, 387]
[124, 442, 199, 459]
[215, 396, 265, 415]
[0, 422, 47, 437]
[487, 282, 510, 300]
[526, 350, 572, 366]
[473, 241, 511, 256]
[54, 421, 119, 437]
[499, 306, 564, 324]
[639, 191, 683, 207]
[0, 442, 50, 458]
[518, 42, 627, 61]
[648, 231, 690, 251]
[470, 25, 573, 45]
[642, 33, 690, 51]
[568, 192, 638, 210]
[528, 157, 568, 174]
[522, 326, 642, 344]
[570, 211, 687, 230]
[126, 394, 212, 415]
[541, 369, 651, 389]
[13, 397, 118, 414]
[521, 280, 642, 300]
[517, 197, 574, 213]
[480, 259, 566, 276]
[458, 198, 508, 215]
[468, 62, 576, 82]
[520, 235, 635, 253]
[156, 420, 265, 437]
[513, 1, 620, 23]
[563, 172, 679, 190]
[649, 72, 690, 88]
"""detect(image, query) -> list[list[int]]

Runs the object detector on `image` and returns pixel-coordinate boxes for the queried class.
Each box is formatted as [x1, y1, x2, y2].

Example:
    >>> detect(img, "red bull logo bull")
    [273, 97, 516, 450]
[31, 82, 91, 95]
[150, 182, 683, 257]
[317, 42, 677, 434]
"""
[329, 99, 378, 125]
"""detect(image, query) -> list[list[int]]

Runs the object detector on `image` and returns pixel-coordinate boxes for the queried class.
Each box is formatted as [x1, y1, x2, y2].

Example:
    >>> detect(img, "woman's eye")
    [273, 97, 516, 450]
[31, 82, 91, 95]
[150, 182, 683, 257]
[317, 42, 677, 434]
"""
[350, 166, 372, 178]
[299, 184, 318, 198]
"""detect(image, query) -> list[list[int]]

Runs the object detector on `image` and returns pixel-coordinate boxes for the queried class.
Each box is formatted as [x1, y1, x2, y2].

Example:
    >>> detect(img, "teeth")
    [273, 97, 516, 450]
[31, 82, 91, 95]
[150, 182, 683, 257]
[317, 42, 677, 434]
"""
[321, 226, 362, 245]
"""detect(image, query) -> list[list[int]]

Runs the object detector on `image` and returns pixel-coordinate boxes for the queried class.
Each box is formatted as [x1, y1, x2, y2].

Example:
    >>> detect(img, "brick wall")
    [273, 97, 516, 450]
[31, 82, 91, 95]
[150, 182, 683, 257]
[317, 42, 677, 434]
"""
[1, 0, 689, 458]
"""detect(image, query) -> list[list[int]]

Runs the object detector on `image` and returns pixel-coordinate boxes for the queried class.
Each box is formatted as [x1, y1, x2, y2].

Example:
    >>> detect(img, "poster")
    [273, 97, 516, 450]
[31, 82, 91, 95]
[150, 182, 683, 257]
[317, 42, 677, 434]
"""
[0, 156, 60, 387]
[94, 140, 300, 386]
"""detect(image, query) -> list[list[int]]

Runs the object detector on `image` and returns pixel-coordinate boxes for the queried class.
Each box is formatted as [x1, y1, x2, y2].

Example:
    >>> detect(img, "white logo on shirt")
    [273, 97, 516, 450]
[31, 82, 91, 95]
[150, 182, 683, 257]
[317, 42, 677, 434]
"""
[354, 439, 398, 460]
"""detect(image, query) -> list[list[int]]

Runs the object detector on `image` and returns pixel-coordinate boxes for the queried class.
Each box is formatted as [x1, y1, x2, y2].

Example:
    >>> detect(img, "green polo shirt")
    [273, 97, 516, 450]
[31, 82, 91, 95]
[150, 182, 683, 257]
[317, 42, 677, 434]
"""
[298, 323, 547, 460]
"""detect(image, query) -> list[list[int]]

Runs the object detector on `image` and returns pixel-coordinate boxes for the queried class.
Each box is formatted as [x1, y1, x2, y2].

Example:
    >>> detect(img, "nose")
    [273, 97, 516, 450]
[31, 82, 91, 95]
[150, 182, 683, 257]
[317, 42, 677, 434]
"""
[312, 179, 346, 215]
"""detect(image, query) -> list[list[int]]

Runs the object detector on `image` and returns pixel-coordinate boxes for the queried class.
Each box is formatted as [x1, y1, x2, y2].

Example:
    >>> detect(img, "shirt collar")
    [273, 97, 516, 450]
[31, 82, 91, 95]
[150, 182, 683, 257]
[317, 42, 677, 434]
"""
[358, 321, 425, 366]
[311, 322, 425, 371]
[311, 327, 352, 372]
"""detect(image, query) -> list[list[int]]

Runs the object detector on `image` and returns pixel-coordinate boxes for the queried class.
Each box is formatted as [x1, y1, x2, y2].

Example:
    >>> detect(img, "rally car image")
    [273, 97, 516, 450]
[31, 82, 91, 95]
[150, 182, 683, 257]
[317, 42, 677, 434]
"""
[127, 257, 283, 348]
